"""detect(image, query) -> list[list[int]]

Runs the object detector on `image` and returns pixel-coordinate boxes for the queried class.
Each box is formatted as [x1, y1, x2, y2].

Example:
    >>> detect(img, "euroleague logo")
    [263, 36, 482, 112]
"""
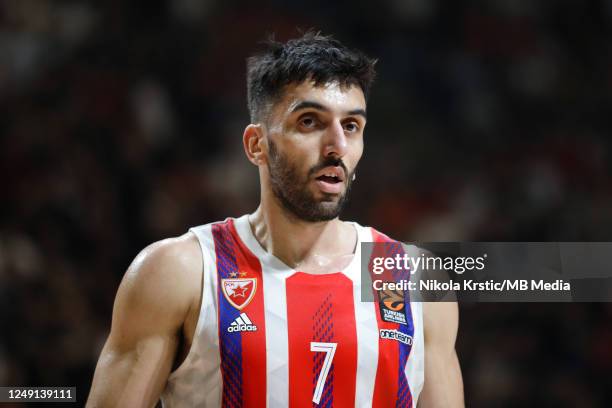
[368, 241, 409, 325]
[380, 289, 404, 311]
[378, 289, 408, 325]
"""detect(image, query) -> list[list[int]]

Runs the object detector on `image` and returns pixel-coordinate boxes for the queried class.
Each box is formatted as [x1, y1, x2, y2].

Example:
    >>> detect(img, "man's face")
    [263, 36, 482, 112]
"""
[263, 80, 367, 222]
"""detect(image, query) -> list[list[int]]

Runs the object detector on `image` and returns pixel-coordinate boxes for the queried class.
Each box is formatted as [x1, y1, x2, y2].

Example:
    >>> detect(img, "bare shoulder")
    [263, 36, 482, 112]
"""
[87, 233, 202, 406]
[122, 232, 201, 304]
[125, 232, 201, 293]
[110, 232, 202, 350]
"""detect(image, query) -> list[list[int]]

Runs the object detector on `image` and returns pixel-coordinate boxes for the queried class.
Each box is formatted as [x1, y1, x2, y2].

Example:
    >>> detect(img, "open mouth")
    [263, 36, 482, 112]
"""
[314, 167, 345, 194]
[315, 174, 342, 184]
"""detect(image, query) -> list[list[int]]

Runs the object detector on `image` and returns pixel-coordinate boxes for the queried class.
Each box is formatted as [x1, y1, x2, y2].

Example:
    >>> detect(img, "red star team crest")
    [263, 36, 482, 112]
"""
[221, 278, 257, 310]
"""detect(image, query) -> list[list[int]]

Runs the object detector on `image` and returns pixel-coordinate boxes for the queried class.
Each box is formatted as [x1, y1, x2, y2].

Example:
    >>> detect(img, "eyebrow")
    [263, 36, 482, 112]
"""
[290, 100, 367, 120]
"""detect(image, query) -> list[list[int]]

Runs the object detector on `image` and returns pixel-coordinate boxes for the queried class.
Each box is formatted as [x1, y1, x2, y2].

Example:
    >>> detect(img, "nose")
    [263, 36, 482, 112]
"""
[322, 120, 348, 158]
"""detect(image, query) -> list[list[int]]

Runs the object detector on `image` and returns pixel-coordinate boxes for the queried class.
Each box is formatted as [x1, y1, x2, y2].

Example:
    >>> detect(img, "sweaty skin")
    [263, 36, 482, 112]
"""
[87, 81, 464, 407]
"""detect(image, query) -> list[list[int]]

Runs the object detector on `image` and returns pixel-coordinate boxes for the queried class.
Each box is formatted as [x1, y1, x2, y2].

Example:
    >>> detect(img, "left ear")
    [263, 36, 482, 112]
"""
[243, 124, 265, 166]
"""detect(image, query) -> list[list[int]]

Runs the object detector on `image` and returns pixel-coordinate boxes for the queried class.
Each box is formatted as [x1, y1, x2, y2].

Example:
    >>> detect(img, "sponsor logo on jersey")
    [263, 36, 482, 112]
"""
[221, 278, 256, 310]
[227, 312, 258, 333]
[380, 329, 413, 345]
[377, 289, 407, 325]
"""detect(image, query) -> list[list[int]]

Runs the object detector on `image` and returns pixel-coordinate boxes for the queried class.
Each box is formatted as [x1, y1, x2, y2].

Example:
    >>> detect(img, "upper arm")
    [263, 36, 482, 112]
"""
[87, 233, 201, 408]
[418, 302, 464, 408]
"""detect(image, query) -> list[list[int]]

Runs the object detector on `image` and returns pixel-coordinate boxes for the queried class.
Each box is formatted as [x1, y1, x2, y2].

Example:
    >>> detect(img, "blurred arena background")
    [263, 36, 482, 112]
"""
[1, 0, 612, 406]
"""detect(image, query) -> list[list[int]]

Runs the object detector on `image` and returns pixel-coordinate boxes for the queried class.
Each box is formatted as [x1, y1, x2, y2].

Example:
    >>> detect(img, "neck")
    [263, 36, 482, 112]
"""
[248, 197, 357, 272]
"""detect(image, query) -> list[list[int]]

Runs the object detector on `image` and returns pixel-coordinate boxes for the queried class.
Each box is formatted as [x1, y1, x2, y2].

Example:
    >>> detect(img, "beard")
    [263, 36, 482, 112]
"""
[267, 139, 355, 222]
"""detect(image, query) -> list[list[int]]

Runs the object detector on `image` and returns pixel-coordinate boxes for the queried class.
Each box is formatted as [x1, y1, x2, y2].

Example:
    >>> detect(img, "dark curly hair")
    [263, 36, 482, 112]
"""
[246, 31, 377, 123]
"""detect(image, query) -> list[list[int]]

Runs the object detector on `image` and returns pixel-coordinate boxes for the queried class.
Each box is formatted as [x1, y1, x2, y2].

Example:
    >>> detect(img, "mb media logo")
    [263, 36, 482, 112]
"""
[227, 312, 258, 333]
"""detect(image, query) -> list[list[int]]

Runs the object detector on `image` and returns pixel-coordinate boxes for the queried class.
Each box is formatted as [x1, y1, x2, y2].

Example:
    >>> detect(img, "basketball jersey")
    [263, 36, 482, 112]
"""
[160, 215, 424, 407]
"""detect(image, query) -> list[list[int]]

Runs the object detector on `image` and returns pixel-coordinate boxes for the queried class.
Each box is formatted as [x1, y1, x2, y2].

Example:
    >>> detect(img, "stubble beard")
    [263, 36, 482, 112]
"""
[267, 139, 354, 222]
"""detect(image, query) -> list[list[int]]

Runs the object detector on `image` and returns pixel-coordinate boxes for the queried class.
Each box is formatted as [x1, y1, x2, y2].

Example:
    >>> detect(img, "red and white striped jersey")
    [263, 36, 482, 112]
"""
[161, 215, 424, 407]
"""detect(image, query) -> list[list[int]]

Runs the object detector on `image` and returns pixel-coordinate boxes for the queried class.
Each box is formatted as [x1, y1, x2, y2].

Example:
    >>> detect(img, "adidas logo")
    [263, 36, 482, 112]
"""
[227, 312, 258, 333]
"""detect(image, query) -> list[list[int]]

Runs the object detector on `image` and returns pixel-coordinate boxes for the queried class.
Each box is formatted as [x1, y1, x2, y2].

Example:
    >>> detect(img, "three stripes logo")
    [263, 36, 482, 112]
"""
[227, 312, 258, 333]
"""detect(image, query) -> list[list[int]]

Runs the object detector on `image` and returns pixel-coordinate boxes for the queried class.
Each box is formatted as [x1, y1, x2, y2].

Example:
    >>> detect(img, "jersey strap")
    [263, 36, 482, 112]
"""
[212, 219, 267, 407]
[369, 229, 415, 408]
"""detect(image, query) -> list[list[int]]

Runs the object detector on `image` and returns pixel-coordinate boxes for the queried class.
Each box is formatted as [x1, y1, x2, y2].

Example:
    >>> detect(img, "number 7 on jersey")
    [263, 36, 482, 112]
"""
[310, 342, 338, 404]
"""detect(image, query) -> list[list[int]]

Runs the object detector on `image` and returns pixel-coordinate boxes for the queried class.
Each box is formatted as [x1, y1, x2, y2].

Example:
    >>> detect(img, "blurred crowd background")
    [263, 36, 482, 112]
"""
[1, 0, 612, 406]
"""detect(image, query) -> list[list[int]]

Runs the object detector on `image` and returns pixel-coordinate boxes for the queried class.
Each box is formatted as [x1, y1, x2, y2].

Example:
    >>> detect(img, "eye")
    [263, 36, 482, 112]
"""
[299, 115, 319, 130]
[343, 121, 360, 133]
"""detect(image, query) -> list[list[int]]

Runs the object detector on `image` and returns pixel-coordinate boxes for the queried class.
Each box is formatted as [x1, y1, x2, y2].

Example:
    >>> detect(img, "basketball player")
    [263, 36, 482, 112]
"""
[87, 32, 463, 407]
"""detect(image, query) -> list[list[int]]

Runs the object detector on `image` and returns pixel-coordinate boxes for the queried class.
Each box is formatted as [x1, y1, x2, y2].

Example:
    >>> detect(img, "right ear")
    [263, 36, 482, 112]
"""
[243, 124, 266, 166]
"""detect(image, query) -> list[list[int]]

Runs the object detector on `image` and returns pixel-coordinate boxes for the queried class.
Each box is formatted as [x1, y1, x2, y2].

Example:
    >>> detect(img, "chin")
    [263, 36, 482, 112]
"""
[314, 201, 344, 217]
[313, 188, 345, 201]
